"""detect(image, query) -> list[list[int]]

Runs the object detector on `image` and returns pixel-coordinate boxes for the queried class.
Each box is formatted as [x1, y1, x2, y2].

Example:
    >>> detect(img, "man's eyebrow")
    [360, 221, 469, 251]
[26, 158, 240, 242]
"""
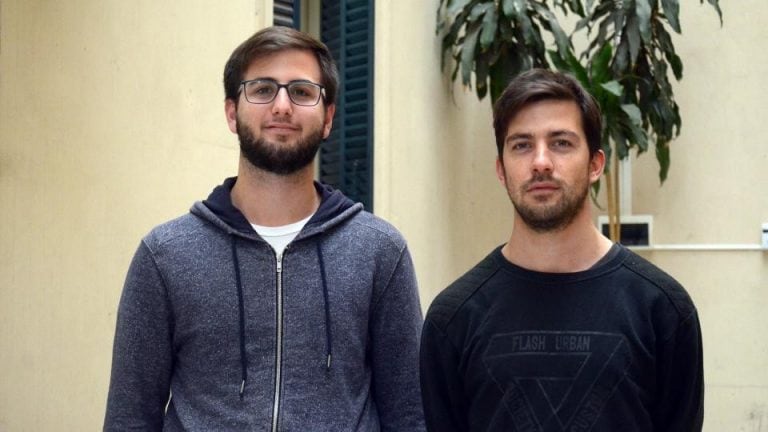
[505, 132, 533, 142]
[505, 130, 580, 142]
[549, 129, 580, 139]
[247, 77, 317, 85]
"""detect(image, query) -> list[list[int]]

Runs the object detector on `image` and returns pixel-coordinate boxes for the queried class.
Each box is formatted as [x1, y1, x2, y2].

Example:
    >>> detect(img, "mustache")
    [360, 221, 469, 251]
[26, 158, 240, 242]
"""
[523, 173, 562, 188]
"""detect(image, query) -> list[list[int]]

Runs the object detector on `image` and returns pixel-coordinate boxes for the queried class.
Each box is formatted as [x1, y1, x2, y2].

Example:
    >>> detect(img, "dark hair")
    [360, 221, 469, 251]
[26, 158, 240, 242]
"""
[223, 26, 339, 106]
[492, 69, 602, 158]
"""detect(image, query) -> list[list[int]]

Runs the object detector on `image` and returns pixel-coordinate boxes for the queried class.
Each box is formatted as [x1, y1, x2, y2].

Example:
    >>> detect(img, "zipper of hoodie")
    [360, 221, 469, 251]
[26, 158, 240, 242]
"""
[271, 250, 285, 432]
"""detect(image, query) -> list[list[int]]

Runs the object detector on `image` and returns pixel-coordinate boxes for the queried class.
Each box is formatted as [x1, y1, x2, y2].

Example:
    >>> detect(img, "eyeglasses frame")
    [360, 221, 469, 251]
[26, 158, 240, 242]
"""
[239, 78, 326, 107]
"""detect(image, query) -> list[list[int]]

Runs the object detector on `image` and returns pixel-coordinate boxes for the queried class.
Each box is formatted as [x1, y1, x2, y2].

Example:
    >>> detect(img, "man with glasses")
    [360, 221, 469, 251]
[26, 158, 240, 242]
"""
[104, 26, 425, 431]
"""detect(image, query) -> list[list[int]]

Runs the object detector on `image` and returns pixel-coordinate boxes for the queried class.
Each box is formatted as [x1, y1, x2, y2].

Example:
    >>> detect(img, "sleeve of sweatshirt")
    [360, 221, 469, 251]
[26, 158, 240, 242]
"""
[419, 317, 469, 432]
[653, 309, 705, 431]
[369, 246, 426, 432]
[104, 240, 174, 431]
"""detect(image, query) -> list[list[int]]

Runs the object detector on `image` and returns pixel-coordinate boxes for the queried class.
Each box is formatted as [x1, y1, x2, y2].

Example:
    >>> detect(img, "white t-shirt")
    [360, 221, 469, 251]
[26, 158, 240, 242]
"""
[251, 213, 314, 258]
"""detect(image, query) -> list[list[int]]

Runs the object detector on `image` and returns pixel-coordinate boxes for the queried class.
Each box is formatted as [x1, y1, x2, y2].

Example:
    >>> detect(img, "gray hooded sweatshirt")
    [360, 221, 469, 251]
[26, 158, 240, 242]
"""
[104, 178, 425, 431]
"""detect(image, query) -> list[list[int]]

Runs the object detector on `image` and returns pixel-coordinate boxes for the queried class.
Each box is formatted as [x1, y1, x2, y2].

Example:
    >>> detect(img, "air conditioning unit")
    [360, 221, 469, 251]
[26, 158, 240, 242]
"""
[597, 215, 653, 247]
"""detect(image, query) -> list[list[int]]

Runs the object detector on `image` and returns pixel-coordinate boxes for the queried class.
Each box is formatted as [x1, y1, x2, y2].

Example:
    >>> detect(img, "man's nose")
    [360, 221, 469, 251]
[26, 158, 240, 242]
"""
[532, 144, 554, 173]
[271, 87, 293, 115]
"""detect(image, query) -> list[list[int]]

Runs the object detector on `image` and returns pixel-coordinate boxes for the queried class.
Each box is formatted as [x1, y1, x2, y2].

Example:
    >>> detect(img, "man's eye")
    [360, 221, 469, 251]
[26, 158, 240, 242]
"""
[511, 142, 530, 151]
[289, 84, 318, 99]
[554, 140, 572, 148]
[253, 85, 275, 95]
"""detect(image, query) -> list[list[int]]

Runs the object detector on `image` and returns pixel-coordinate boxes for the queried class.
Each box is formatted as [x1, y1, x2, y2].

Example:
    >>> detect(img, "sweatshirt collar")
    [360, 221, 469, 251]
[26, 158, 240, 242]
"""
[200, 177, 358, 234]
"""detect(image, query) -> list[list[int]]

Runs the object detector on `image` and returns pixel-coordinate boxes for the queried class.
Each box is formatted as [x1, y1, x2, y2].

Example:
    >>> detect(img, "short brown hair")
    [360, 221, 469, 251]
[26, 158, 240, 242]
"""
[493, 69, 602, 158]
[223, 26, 339, 106]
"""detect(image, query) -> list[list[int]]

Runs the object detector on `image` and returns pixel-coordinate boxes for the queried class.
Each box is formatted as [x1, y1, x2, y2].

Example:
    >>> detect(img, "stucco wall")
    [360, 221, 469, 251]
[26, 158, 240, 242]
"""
[0, 1, 268, 430]
[631, 3, 768, 428]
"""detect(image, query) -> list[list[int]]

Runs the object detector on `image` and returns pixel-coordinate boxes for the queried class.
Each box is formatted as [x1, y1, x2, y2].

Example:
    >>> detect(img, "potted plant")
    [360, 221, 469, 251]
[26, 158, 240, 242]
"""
[437, 0, 722, 241]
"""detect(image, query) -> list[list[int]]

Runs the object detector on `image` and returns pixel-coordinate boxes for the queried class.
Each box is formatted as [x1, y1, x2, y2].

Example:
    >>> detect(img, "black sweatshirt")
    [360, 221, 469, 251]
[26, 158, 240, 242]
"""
[420, 245, 703, 432]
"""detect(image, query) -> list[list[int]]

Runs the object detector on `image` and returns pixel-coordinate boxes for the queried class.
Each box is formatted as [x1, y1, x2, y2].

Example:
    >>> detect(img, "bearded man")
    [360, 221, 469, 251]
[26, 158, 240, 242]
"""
[104, 26, 425, 432]
[419, 69, 704, 432]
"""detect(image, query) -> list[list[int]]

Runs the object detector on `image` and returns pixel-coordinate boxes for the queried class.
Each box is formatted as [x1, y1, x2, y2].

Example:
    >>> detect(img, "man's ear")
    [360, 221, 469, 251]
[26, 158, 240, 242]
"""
[589, 149, 607, 183]
[322, 104, 336, 139]
[225, 99, 238, 134]
[495, 157, 507, 186]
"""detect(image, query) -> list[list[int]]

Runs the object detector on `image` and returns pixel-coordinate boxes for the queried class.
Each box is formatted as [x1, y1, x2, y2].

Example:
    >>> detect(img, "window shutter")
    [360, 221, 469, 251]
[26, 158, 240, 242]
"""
[273, 0, 300, 28]
[320, 0, 374, 211]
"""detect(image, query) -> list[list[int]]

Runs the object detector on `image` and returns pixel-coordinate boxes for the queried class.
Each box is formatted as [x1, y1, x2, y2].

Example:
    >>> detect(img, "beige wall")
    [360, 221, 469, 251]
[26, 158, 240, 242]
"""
[375, 0, 511, 299]
[0, 1, 270, 430]
[631, 3, 768, 428]
[375, 1, 768, 431]
[1, 0, 766, 430]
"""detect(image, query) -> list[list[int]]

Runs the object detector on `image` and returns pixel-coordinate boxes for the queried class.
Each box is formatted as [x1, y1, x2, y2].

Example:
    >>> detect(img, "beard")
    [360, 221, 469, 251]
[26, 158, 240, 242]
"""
[236, 120, 324, 176]
[508, 171, 590, 233]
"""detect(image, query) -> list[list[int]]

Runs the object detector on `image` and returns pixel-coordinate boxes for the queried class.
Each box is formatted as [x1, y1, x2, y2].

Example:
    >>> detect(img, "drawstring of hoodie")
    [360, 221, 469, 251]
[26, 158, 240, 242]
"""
[230, 235, 334, 399]
[316, 241, 333, 370]
[231, 236, 248, 399]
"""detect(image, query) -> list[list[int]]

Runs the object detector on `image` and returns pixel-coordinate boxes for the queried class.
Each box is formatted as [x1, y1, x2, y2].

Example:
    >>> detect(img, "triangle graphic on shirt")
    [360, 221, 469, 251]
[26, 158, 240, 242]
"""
[483, 331, 630, 431]
[539, 379, 576, 412]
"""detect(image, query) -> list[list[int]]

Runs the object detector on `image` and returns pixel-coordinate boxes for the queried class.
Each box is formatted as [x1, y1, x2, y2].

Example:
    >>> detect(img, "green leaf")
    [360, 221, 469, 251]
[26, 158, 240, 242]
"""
[489, 48, 522, 103]
[656, 141, 671, 183]
[447, 0, 473, 16]
[502, 0, 525, 17]
[436, 0, 447, 33]
[568, 0, 585, 17]
[610, 2, 628, 38]
[625, 15, 641, 66]
[661, 0, 681, 33]
[601, 81, 623, 97]
[480, 5, 498, 50]
[460, 22, 482, 85]
[477, 80, 488, 99]
[591, 180, 602, 207]
[552, 48, 588, 89]
[635, 0, 652, 43]
[591, 43, 612, 84]
[496, 12, 510, 37]
[704, 0, 723, 26]
[469, 2, 492, 21]
[621, 104, 642, 126]
[667, 52, 683, 80]
[548, 49, 569, 72]
[601, 125, 613, 169]
[655, 23, 683, 80]
[613, 38, 629, 74]
[518, 11, 536, 46]
[502, 0, 514, 16]
[532, 2, 571, 56]
[620, 115, 649, 153]
[632, 124, 649, 153]
[574, 16, 591, 33]
[592, 14, 612, 54]
[610, 127, 629, 160]
[476, 51, 490, 99]
[601, 125, 611, 150]
[585, 0, 596, 16]
[439, 8, 471, 69]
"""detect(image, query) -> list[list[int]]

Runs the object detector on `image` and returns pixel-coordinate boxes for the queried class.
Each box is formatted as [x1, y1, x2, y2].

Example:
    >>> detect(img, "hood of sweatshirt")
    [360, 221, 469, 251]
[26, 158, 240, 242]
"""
[188, 177, 362, 398]
[193, 176, 360, 237]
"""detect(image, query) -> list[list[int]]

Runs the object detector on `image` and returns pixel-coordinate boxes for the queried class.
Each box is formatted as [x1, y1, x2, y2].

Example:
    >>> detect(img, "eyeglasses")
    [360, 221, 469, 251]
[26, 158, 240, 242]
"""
[240, 78, 326, 106]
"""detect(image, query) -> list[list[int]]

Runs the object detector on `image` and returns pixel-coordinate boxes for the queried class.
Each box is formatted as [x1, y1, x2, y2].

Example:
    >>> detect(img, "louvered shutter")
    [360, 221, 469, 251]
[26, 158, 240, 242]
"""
[273, 0, 300, 28]
[320, 0, 374, 211]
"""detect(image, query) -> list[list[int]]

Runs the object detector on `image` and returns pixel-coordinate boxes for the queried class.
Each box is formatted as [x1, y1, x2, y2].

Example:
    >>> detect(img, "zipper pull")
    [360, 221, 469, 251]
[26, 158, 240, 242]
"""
[276, 254, 283, 273]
